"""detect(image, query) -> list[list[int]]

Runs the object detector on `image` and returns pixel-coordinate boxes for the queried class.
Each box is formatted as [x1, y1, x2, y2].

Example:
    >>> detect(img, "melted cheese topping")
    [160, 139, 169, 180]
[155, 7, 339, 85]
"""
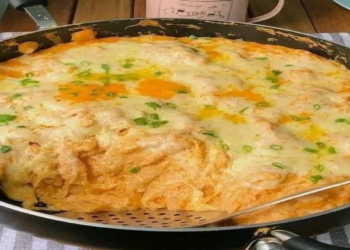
[1, 35, 350, 225]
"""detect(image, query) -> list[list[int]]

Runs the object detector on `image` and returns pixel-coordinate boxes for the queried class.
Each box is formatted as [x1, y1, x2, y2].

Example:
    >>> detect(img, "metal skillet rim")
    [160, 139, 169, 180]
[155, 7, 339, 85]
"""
[1, 18, 350, 232]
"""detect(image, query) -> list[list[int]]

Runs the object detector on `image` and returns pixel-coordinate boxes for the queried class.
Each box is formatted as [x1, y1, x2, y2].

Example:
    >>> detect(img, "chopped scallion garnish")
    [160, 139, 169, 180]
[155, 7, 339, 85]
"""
[150, 120, 168, 128]
[81, 61, 92, 66]
[328, 147, 337, 154]
[270, 84, 280, 89]
[315, 164, 325, 172]
[153, 71, 163, 76]
[303, 147, 318, 153]
[133, 117, 148, 126]
[313, 104, 321, 111]
[150, 114, 160, 120]
[77, 69, 91, 77]
[239, 107, 249, 113]
[122, 63, 133, 68]
[0, 114, 16, 125]
[220, 141, 230, 151]
[165, 103, 177, 109]
[310, 175, 323, 184]
[254, 57, 268, 60]
[256, 102, 270, 107]
[20, 78, 39, 87]
[177, 89, 188, 94]
[272, 70, 282, 76]
[270, 145, 283, 150]
[243, 145, 253, 153]
[101, 64, 110, 74]
[145, 102, 162, 110]
[201, 131, 217, 138]
[23, 106, 33, 111]
[0, 145, 11, 153]
[316, 142, 325, 148]
[272, 162, 286, 169]
[129, 167, 140, 173]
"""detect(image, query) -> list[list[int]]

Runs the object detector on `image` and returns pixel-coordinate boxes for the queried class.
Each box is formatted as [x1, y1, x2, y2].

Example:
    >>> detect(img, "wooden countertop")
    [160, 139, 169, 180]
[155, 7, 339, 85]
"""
[0, 0, 350, 33]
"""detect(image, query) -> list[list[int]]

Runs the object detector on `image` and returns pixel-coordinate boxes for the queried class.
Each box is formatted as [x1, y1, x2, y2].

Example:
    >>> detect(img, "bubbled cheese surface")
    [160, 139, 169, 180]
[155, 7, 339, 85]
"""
[1, 34, 350, 225]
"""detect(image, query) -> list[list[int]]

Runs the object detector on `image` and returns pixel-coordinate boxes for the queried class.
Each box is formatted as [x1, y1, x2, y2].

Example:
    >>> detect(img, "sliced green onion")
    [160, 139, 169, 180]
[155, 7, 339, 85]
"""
[20, 78, 40, 87]
[328, 147, 337, 154]
[101, 64, 110, 74]
[313, 104, 321, 111]
[25, 72, 34, 77]
[290, 115, 310, 121]
[10, 93, 23, 99]
[129, 167, 140, 174]
[201, 131, 217, 138]
[119, 95, 128, 98]
[265, 76, 278, 83]
[220, 141, 230, 151]
[315, 164, 325, 172]
[122, 63, 133, 68]
[153, 71, 163, 76]
[16, 125, 26, 128]
[133, 117, 148, 126]
[239, 107, 249, 113]
[0, 114, 16, 125]
[254, 57, 268, 60]
[177, 89, 188, 94]
[0, 145, 11, 153]
[272, 162, 287, 169]
[100, 77, 110, 85]
[256, 102, 270, 107]
[145, 102, 162, 110]
[310, 175, 323, 184]
[70, 92, 79, 97]
[316, 142, 325, 148]
[284, 64, 293, 67]
[270, 145, 283, 150]
[149, 120, 168, 128]
[77, 69, 91, 77]
[72, 80, 84, 85]
[106, 92, 116, 97]
[335, 118, 350, 124]
[23, 106, 33, 111]
[303, 147, 318, 153]
[272, 70, 282, 76]
[243, 145, 253, 153]
[165, 103, 177, 109]
[270, 84, 280, 89]
[150, 113, 159, 120]
[81, 61, 92, 66]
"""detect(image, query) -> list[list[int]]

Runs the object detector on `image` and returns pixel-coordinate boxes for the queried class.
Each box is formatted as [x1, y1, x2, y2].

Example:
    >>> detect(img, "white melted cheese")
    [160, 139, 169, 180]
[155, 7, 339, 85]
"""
[1, 35, 350, 215]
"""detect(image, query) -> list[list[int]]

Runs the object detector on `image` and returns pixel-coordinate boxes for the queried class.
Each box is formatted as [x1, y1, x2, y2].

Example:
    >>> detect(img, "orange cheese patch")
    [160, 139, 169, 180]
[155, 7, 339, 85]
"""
[18, 41, 39, 55]
[137, 79, 189, 99]
[57, 83, 126, 103]
[217, 88, 265, 102]
[71, 29, 96, 43]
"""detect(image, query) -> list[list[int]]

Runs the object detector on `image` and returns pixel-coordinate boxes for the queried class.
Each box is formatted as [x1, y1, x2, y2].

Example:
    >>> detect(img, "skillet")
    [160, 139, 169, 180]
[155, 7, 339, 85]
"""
[1, 0, 350, 249]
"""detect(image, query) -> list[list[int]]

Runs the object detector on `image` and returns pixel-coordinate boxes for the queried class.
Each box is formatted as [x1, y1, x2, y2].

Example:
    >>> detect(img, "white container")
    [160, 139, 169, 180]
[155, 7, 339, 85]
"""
[146, 0, 285, 23]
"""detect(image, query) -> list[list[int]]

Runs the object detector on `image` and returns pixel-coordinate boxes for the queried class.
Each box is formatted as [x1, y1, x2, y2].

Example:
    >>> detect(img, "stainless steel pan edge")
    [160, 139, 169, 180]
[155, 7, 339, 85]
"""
[2, 12, 350, 250]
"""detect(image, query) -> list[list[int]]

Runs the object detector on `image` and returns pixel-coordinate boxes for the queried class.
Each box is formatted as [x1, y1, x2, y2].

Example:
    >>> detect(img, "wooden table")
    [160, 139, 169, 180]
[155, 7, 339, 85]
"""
[0, 0, 350, 33]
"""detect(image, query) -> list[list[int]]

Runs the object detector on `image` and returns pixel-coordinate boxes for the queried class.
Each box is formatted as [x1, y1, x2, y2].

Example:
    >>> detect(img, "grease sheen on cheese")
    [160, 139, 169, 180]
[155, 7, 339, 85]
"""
[1, 34, 350, 225]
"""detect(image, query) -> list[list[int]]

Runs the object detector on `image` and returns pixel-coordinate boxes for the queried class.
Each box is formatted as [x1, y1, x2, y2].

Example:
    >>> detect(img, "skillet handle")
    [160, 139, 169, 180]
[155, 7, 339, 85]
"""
[283, 237, 350, 250]
[7, 0, 57, 30]
[270, 229, 350, 250]
[7, 0, 48, 11]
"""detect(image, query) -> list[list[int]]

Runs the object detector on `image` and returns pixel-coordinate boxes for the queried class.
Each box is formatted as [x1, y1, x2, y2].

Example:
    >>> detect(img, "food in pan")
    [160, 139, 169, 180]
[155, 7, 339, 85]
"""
[1, 30, 350, 225]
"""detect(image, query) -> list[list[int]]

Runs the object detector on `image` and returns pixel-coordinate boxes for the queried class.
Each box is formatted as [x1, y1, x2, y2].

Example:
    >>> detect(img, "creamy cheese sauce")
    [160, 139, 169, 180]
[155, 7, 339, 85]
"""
[1, 34, 350, 225]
